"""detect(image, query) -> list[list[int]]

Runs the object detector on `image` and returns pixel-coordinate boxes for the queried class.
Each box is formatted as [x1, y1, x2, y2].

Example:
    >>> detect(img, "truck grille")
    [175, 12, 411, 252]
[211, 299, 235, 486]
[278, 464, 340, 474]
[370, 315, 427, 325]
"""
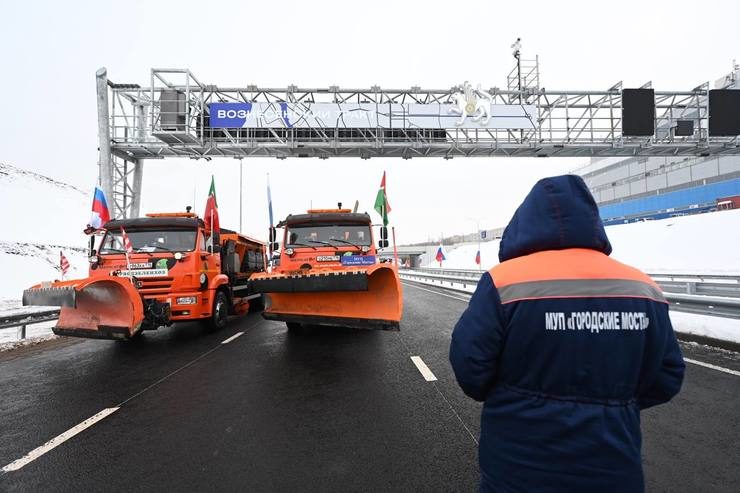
[137, 276, 174, 295]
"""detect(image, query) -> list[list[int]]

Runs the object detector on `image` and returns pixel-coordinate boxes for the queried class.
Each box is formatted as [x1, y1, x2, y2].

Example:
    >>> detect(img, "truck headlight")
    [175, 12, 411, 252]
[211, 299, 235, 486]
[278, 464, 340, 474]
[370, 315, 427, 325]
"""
[199, 273, 207, 284]
[176, 296, 197, 305]
[361, 246, 370, 253]
[284, 248, 294, 256]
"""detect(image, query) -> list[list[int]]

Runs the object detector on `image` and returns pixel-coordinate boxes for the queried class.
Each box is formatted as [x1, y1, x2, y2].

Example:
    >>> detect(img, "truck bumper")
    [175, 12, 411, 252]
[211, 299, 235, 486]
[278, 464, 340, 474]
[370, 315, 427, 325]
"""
[250, 271, 369, 293]
[262, 311, 399, 331]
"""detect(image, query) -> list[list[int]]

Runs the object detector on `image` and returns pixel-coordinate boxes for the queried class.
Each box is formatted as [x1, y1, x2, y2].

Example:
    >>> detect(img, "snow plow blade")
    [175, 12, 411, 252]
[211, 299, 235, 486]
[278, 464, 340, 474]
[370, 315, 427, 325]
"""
[251, 264, 403, 330]
[23, 277, 146, 340]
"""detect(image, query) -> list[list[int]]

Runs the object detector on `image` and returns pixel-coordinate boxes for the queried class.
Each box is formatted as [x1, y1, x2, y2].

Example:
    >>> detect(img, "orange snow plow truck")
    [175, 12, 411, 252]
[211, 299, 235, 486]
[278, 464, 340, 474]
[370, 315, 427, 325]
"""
[22, 212, 266, 340]
[249, 207, 403, 331]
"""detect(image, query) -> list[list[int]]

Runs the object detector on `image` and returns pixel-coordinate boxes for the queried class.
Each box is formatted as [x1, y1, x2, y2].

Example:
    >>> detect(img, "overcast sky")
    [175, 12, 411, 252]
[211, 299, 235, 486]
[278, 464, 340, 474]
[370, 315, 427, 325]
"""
[1, 0, 738, 243]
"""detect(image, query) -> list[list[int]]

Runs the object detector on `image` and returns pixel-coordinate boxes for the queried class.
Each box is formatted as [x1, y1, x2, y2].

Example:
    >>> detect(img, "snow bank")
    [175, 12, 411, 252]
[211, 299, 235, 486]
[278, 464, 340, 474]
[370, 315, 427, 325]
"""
[424, 209, 740, 275]
[0, 243, 88, 303]
[669, 312, 740, 345]
[606, 210, 740, 275]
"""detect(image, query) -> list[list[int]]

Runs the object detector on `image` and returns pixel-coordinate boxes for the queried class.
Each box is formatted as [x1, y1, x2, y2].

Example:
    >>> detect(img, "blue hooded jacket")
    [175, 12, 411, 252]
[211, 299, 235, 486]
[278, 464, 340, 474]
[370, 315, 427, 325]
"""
[450, 175, 684, 493]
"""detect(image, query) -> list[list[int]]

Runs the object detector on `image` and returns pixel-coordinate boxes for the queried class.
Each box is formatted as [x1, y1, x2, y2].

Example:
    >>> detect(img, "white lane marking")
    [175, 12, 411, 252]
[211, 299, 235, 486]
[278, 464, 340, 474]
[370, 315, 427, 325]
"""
[401, 282, 471, 302]
[118, 319, 266, 407]
[410, 356, 438, 382]
[221, 331, 244, 344]
[2, 407, 119, 473]
[685, 358, 740, 376]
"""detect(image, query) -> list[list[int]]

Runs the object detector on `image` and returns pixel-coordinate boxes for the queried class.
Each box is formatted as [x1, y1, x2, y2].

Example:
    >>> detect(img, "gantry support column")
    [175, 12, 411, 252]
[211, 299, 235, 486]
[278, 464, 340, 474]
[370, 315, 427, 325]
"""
[95, 67, 115, 215]
[129, 103, 147, 217]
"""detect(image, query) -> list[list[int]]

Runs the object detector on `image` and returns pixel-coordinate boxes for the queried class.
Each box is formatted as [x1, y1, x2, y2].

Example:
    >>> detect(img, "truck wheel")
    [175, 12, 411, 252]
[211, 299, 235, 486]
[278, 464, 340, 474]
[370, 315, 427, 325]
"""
[208, 291, 229, 331]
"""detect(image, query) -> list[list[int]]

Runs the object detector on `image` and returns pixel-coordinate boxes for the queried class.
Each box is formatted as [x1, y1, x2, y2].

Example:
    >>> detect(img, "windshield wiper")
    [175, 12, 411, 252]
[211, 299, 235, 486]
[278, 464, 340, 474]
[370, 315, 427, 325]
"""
[328, 237, 362, 250]
[288, 241, 317, 250]
[140, 244, 174, 253]
[306, 239, 339, 249]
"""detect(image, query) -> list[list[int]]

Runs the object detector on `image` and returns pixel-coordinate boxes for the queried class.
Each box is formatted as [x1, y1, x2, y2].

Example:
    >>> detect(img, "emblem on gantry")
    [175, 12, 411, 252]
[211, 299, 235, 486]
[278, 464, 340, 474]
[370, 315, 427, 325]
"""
[449, 81, 493, 126]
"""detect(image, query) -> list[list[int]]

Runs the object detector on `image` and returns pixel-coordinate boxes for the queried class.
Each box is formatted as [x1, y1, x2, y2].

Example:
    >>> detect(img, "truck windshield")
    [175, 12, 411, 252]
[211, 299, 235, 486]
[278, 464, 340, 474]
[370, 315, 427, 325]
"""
[100, 229, 197, 254]
[286, 225, 371, 247]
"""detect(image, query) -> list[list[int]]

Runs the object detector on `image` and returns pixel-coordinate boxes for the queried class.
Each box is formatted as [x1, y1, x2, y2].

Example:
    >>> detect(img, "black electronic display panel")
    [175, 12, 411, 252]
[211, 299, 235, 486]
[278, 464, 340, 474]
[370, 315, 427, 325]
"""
[709, 90, 740, 136]
[622, 89, 655, 136]
[675, 120, 694, 137]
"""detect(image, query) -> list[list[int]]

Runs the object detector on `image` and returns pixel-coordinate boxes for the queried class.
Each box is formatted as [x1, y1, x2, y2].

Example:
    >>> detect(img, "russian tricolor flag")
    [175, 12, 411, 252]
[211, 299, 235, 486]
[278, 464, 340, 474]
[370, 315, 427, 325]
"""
[435, 245, 446, 264]
[475, 250, 481, 265]
[88, 187, 111, 230]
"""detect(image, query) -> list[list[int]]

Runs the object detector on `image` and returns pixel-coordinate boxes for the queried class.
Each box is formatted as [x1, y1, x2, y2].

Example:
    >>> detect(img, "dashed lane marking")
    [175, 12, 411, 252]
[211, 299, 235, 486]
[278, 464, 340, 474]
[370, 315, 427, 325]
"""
[221, 331, 244, 344]
[2, 408, 119, 473]
[401, 282, 472, 302]
[410, 356, 438, 382]
[684, 358, 740, 376]
[2, 320, 266, 475]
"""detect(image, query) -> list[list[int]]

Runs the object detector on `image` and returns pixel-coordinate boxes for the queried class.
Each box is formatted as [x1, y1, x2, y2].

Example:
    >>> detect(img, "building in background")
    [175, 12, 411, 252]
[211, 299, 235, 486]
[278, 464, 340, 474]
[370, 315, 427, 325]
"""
[575, 66, 740, 225]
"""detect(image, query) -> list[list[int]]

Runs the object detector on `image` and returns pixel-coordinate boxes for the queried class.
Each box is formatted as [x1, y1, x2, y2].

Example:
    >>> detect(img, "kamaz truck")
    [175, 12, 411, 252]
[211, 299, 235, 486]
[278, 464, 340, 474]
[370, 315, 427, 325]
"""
[23, 212, 266, 339]
[249, 207, 403, 331]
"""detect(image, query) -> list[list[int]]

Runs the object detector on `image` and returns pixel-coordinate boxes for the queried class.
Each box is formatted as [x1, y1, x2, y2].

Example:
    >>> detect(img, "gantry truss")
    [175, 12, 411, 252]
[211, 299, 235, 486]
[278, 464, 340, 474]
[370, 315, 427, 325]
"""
[97, 66, 739, 217]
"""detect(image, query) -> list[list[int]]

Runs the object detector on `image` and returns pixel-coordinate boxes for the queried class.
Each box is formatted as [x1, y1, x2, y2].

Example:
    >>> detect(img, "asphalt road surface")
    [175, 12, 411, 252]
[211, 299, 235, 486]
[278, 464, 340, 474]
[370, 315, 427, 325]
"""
[1, 283, 739, 492]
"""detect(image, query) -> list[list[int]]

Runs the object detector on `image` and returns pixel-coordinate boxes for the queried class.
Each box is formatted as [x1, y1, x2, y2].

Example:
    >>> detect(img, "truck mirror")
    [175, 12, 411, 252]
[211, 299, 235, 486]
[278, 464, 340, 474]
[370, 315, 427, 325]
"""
[269, 227, 277, 242]
[380, 226, 388, 240]
[271, 242, 279, 252]
[378, 239, 389, 249]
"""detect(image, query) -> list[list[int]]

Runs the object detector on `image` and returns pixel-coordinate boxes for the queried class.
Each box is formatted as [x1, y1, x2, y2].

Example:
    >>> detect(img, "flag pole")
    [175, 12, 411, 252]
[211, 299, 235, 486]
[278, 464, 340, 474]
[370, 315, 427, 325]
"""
[477, 220, 482, 271]
[392, 227, 398, 266]
[239, 158, 243, 233]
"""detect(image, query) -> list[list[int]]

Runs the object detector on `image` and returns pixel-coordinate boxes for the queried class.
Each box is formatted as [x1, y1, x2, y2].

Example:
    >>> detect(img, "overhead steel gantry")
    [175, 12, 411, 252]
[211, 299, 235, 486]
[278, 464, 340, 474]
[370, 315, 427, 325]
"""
[97, 61, 740, 218]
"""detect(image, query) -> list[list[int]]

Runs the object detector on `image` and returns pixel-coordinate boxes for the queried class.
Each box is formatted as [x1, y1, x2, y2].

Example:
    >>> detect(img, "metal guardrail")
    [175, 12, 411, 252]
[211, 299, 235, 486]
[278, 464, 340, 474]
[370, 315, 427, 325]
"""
[406, 267, 740, 297]
[0, 309, 60, 342]
[2, 269, 738, 342]
[400, 269, 740, 318]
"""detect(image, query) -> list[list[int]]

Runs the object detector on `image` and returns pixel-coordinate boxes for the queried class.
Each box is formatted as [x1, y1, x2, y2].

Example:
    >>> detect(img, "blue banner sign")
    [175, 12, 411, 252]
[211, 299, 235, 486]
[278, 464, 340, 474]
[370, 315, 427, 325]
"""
[209, 102, 254, 128]
[207, 102, 537, 130]
[340, 255, 376, 266]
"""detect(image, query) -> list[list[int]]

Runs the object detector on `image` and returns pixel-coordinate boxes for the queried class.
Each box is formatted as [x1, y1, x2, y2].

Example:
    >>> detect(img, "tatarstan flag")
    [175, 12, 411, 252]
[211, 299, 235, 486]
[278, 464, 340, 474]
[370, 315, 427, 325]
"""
[204, 175, 220, 233]
[374, 171, 392, 226]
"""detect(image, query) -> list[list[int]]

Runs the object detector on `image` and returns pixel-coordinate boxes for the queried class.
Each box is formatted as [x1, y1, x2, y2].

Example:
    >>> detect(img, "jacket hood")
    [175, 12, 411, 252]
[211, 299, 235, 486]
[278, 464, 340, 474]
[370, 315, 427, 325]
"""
[498, 175, 612, 262]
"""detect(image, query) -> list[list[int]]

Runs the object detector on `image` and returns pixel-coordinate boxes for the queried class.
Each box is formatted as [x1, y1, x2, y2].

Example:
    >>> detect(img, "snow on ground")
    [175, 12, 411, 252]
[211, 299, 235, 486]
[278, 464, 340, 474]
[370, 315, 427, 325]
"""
[669, 312, 740, 345]
[0, 243, 88, 303]
[0, 326, 57, 348]
[607, 210, 740, 275]
[0, 163, 90, 304]
[423, 209, 740, 275]
[419, 209, 740, 344]
[0, 163, 90, 343]
[0, 162, 90, 246]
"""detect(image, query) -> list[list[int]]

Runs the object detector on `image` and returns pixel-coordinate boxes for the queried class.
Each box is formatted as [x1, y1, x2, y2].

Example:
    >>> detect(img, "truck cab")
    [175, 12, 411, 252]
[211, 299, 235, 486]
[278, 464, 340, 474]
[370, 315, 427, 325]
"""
[274, 209, 385, 274]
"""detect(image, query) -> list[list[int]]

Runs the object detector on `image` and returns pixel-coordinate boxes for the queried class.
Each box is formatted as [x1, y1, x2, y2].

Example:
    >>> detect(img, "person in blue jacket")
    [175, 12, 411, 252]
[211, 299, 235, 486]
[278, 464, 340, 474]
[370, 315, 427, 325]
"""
[450, 175, 685, 492]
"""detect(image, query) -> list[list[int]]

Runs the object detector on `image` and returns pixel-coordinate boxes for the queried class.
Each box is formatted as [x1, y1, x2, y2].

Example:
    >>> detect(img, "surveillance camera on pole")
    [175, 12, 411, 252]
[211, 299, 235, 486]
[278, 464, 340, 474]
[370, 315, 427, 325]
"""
[511, 37, 521, 60]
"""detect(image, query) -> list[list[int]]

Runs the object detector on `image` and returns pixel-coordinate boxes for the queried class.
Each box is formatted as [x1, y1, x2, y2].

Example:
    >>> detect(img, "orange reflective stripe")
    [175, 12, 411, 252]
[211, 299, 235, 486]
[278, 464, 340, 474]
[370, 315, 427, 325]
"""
[489, 248, 659, 289]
